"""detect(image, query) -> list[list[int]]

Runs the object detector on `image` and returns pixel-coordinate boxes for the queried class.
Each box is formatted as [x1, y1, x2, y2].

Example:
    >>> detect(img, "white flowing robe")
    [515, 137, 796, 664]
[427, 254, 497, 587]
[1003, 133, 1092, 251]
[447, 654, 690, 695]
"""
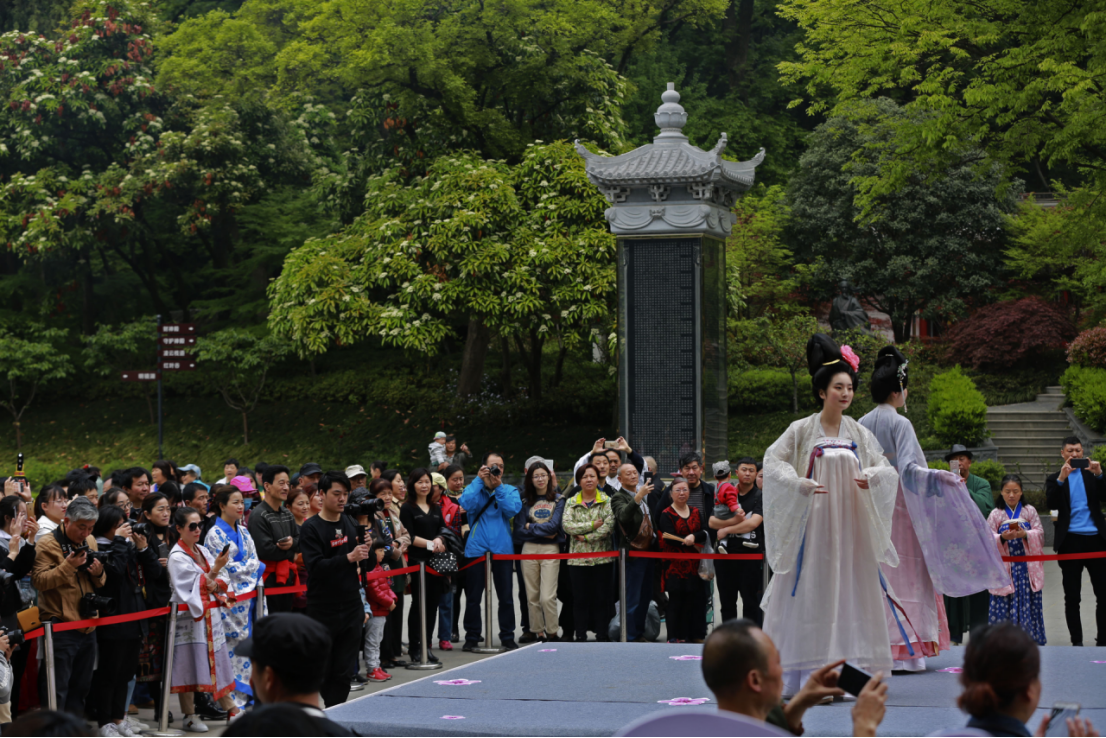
[168, 543, 235, 699]
[761, 414, 900, 674]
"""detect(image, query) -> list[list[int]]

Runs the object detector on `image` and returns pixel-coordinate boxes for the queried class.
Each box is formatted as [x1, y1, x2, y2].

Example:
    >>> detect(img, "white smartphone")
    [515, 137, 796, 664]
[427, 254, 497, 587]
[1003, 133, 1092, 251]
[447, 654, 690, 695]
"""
[1045, 702, 1081, 737]
[949, 459, 960, 474]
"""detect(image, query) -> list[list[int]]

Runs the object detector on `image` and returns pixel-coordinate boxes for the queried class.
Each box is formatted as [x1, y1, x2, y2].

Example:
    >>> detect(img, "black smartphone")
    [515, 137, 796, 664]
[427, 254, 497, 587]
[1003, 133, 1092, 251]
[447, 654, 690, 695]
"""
[643, 471, 654, 483]
[220, 544, 231, 557]
[1045, 702, 1081, 737]
[1071, 458, 1091, 470]
[838, 662, 873, 697]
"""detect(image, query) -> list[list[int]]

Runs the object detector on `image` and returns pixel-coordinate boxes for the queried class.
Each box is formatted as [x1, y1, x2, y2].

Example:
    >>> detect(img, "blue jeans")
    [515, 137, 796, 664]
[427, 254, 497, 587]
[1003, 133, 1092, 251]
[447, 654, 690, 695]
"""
[463, 557, 516, 645]
[624, 555, 654, 640]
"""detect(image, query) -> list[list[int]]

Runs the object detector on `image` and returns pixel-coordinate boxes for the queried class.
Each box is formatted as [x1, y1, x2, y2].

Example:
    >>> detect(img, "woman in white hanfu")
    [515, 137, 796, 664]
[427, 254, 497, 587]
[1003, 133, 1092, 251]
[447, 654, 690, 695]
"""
[859, 347, 1008, 672]
[762, 334, 901, 696]
[169, 506, 239, 730]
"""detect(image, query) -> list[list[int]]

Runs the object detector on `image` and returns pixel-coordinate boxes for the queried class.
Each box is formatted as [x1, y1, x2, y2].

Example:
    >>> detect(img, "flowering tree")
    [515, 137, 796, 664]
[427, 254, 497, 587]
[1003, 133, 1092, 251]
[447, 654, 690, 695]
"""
[0, 1, 319, 330]
[267, 142, 615, 399]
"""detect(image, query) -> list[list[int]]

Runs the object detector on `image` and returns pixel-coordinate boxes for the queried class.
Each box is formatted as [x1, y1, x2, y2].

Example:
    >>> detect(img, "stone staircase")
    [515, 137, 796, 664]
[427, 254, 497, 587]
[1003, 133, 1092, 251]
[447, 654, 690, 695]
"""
[987, 386, 1071, 490]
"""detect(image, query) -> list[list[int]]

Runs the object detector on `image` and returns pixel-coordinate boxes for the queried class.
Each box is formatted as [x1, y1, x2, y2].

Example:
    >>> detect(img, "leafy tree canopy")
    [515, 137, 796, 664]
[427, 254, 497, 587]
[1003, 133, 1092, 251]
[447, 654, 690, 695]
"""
[786, 99, 1021, 342]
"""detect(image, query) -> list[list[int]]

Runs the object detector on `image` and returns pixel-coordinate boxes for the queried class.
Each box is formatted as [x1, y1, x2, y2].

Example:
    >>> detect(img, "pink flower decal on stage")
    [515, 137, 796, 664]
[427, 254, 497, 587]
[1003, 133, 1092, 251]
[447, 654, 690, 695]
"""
[937, 667, 963, 673]
[658, 697, 711, 706]
[539, 648, 557, 652]
[840, 345, 860, 372]
[1093, 660, 1106, 664]
[435, 679, 481, 686]
[669, 655, 702, 661]
[441, 716, 465, 720]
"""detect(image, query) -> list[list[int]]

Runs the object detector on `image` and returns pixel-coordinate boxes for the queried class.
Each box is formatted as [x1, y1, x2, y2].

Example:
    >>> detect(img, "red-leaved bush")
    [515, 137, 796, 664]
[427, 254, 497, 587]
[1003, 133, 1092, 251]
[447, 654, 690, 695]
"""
[944, 297, 1075, 370]
[1068, 326, 1106, 368]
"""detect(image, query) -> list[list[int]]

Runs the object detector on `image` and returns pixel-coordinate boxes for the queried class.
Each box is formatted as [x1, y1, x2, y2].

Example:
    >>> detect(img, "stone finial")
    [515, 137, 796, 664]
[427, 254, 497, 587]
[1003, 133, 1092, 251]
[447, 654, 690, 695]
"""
[653, 82, 688, 143]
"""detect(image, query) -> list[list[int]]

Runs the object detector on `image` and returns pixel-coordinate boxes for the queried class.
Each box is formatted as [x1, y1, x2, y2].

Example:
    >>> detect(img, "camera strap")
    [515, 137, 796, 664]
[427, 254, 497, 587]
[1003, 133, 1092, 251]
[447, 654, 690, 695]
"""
[467, 495, 498, 535]
[52, 527, 94, 597]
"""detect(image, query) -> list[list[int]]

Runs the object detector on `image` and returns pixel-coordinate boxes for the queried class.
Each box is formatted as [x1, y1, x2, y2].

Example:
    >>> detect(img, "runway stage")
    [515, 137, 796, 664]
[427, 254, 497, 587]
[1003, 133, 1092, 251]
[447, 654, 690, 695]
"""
[326, 643, 1106, 736]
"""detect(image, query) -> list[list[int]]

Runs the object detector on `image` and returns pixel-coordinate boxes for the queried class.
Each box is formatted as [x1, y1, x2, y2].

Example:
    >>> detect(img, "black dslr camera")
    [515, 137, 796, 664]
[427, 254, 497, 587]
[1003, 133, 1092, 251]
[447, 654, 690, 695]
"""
[73, 544, 110, 571]
[79, 592, 116, 619]
[1, 626, 25, 647]
[131, 522, 153, 540]
[348, 496, 386, 518]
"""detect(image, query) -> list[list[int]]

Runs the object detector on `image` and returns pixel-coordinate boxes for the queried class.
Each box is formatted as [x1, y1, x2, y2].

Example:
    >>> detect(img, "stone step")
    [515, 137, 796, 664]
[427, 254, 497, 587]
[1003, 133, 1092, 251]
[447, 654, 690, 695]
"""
[989, 433, 1071, 443]
[1044, 386, 1064, 395]
[1034, 394, 1066, 404]
[987, 410, 1070, 419]
[987, 415, 1071, 426]
[988, 425, 1072, 436]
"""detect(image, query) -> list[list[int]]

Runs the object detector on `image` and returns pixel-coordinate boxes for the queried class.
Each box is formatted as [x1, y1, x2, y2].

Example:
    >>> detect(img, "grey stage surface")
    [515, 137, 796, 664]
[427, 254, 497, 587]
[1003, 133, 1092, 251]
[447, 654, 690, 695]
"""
[326, 643, 1106, 736]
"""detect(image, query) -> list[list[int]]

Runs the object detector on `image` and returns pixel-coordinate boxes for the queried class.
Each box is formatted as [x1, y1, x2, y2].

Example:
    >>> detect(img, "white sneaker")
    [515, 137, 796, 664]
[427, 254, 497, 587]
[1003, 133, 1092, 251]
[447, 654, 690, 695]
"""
[125, 716, 150, 731]
[182, 715, 209, 733]
[99, 725, 121, 737]
[115, 721, 137, 737]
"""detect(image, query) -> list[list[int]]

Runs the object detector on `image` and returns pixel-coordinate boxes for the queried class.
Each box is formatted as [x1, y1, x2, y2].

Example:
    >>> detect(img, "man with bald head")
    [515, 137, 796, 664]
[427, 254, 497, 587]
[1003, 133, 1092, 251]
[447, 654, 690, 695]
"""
[702, 619, 887, 736]
[610, 463, 656, 640]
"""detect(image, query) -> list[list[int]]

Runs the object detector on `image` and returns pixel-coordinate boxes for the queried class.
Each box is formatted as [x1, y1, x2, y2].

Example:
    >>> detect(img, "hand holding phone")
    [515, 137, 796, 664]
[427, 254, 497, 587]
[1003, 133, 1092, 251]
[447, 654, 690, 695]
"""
[1071, 458, 1091, 470]
[1044, 702, 1081, 737]
[838, 662, 873, 697]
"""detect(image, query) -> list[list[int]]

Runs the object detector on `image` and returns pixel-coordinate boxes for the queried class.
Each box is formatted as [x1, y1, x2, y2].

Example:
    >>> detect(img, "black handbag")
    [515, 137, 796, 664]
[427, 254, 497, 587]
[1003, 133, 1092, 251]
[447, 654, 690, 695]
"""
[428, 551, 458, 574]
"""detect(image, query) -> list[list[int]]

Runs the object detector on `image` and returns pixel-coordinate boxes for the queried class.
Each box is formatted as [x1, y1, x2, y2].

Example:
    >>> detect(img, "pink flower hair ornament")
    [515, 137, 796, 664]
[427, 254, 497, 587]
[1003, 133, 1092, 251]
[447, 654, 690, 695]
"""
[840, 345, 860, 372]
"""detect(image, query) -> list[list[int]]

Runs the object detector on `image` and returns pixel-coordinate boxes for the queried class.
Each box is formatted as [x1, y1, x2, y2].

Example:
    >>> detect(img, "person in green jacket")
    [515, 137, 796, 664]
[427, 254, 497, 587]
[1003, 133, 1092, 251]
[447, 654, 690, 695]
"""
[943, 444, 996, 643]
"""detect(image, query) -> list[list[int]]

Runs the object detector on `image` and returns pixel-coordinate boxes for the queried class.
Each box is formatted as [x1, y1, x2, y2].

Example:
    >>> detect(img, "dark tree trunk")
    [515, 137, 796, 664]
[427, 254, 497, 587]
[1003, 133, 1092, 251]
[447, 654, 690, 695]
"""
[513, 328, 544, 403]
[790, 368, 800, 414]
[552, 339, 567, 388]
[242, 411, 250, 445]
[724, 0, 755, 94]
[499, 335, 514, 398]
[457, 317, 490, 396]
[80, 248, 95, 335]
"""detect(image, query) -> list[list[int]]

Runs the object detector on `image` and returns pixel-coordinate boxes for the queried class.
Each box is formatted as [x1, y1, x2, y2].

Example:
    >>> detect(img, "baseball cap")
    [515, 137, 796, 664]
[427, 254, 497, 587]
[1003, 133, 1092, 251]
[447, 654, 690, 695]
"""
[229, 475, 257, 494]
[431, 472, 447, 488]
[180, 464, 202, 478]
[712, 460, 732, 479]
[298, 462, 322, 477]
[345, 464, 367, 479]
[236, 612, 332, 664]
[434, 431, 447, 440]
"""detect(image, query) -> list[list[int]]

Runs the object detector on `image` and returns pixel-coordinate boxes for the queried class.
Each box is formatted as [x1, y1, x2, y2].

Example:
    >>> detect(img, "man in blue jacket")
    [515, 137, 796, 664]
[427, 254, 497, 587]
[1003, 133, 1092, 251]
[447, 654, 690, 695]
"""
[460, 452, 522, 651]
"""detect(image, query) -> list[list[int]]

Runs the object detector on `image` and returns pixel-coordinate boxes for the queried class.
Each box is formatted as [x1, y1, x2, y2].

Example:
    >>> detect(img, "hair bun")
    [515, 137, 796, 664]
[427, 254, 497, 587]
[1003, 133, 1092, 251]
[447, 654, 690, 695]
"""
[806, 334, 842, 378]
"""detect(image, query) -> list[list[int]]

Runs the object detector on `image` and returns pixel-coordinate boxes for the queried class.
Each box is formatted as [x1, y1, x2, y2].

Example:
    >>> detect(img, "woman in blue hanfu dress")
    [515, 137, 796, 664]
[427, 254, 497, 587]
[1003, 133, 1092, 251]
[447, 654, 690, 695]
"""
[204, 483, 266, 709]
[762, 335, 902, 696]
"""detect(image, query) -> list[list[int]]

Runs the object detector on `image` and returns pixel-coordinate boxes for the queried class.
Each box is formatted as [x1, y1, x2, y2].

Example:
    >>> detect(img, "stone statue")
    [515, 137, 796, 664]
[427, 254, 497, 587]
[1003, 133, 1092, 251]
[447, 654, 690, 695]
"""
[830, 280, 872, 334]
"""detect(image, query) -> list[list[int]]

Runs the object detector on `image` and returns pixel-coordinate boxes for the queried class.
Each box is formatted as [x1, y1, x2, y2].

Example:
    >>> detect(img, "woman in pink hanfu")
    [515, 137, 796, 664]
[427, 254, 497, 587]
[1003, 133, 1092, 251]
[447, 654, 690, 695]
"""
[860, 347, 1008, 671]
[986, 474, 1045, 645]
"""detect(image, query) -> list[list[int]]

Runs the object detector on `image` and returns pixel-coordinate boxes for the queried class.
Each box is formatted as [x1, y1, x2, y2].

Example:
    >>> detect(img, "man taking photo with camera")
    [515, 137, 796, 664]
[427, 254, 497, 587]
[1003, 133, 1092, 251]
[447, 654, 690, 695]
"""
[30, 496, 107, 717]
[459, 452, 522, 652]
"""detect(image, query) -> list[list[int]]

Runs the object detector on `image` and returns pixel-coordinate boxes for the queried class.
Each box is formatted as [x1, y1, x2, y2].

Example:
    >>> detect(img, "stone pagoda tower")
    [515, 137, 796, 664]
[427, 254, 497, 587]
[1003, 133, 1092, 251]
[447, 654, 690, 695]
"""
[576, 83, 764, 471]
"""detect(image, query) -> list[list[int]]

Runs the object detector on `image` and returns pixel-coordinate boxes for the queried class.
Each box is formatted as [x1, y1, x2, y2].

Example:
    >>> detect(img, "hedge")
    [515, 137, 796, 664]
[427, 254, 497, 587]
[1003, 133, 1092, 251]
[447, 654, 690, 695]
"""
[1061, 365, 1106, 433]
[927, 367, 989, 446]
[729, 368, 816, 413]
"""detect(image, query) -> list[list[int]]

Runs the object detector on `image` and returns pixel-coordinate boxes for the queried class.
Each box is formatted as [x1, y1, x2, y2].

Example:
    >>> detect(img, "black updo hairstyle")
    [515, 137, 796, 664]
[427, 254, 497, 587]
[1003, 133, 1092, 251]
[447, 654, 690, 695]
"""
[870, 345, 908, 403]
[807, 334, 859, 404]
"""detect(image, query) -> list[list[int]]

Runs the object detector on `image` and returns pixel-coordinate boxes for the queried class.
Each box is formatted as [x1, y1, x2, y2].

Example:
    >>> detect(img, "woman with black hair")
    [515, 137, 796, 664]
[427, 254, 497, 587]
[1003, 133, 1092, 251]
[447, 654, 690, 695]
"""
[88, 505, 161, 735]
[761, 334, 901, 696]
[0, 496, 36, 720]
[33, 485, 67, 544]
[514, 462, 565, 642]
[152, 460, 180, 492]
[399, 468, 445, 663]
[859, 346, 1007, 671]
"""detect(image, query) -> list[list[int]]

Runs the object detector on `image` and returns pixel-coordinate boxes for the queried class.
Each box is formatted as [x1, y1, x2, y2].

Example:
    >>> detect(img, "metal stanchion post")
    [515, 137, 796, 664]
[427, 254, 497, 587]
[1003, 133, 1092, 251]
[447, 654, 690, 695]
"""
[472, 552, 500, 653]
[408, 563, 443, 670]
[619, 548, 628, 643]
[144, 606, 184, 737]
[256, 579, 266, 616]
[43, 622, 57, 712]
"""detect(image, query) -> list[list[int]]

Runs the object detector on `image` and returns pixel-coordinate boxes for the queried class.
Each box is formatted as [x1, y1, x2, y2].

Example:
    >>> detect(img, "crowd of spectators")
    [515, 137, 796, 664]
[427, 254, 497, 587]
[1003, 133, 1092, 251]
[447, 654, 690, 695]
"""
[0, 426, 1098, 736]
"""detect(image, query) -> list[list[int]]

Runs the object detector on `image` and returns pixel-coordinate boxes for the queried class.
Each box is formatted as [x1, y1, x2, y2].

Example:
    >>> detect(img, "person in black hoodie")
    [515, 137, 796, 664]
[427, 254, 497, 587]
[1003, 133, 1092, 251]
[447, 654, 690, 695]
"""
[0, 495, 37, 720]
[88, 504, 162, 734]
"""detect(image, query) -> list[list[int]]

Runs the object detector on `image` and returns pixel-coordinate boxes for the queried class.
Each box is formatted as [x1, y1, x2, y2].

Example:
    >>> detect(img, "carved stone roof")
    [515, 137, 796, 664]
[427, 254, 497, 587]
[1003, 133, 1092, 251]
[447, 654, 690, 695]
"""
[576, 83, 764, 190]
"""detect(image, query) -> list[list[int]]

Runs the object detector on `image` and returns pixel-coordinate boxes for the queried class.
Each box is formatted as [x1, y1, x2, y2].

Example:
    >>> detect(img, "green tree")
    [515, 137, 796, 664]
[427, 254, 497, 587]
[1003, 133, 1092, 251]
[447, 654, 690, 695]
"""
[81, 318, 159, 423]
[193, 329, 291, 444]
[757, 313, 817, 414]
[777, 0, 1101, 208]
[0, 325, 72, 449]
[267, 143, 616, 399]
[727, 184, 807, 319]
[785, 99, 1020, 342]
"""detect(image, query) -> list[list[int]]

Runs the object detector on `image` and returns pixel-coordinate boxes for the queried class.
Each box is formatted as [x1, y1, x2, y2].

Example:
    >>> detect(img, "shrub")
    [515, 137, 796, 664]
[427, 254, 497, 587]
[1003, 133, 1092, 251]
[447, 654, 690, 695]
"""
[1061, 365, 1106, 433]
[943, 296, 1075, 370]
[1068, 326, 1106, 369]
[729, 368, 815, 413]
[928, 366, 989, 446]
